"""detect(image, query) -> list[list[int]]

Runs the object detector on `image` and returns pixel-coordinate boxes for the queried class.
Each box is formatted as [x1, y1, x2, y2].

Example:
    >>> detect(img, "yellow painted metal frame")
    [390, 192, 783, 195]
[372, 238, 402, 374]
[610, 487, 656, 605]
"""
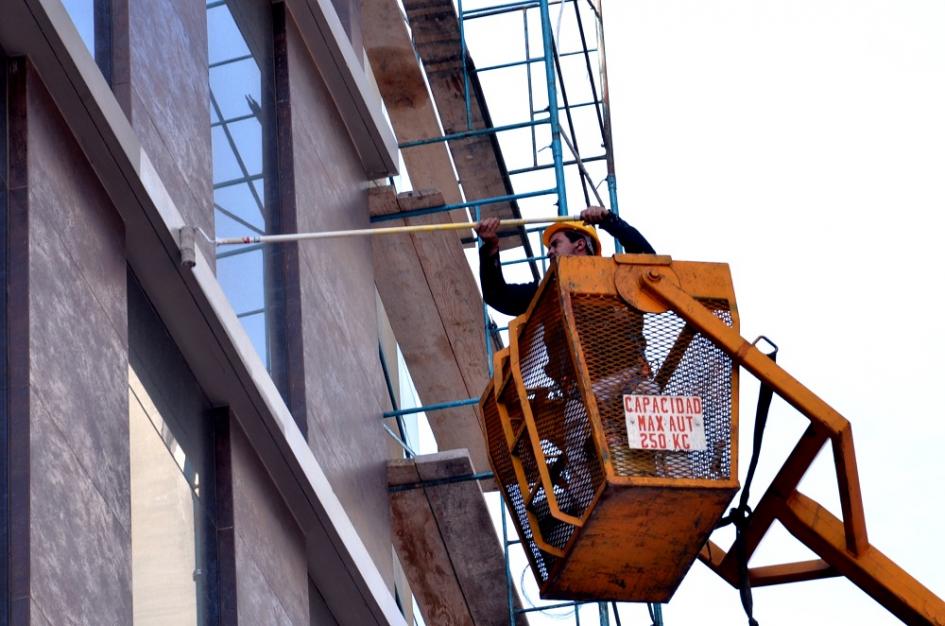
[491, 256, 743, 573]
[636, 270, 945, 626]
[481, 255, 943, 615]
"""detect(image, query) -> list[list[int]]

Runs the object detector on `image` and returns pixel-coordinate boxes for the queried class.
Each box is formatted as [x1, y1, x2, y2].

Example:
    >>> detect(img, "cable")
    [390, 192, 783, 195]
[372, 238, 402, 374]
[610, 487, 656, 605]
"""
[716, 336, 779, 626]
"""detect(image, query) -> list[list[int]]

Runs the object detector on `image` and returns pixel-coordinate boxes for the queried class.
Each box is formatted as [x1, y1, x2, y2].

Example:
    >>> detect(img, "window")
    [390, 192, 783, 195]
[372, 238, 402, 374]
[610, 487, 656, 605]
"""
[129, 272, 225, 624]
[208, 0, 281, 372]
[129, 367, 204, 624]
[379, 342, 438, 460]
[61, 0, 111, 80]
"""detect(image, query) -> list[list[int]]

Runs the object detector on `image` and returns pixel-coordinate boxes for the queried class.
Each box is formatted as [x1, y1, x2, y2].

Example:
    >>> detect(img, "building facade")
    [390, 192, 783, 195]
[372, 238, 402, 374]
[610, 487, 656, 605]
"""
[0, 0, 414, 623]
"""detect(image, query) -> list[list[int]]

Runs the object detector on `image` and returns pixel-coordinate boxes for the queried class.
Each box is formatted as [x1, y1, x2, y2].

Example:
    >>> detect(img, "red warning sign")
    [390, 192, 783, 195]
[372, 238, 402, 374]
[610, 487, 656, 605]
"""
[623, 395, 706, 451]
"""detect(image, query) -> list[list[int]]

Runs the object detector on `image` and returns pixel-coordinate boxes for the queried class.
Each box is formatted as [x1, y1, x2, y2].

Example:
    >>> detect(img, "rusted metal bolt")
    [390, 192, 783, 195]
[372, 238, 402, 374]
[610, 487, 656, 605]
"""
[646, 270, 662, 282]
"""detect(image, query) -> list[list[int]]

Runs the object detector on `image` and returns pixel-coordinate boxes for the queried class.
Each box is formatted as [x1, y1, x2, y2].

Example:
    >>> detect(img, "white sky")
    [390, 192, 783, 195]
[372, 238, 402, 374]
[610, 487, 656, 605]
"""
[603, 1, 945, 624]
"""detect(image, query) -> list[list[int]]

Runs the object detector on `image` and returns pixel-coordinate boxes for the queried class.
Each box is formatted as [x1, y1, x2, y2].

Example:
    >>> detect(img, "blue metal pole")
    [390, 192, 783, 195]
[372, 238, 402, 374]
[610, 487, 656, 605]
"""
[501, 255, 548, 267]
[463, 0, 541, 19]
[457, 0, 473, 130]
[462, 0, 579, 19]
[598, 602, 610, 626]
[508, 154, 607, 177]
[608, 173, 622, 253]
[516, 601, 582, 614]
[476, 49, 597, 73]
[387, 470, 495, 493]
[524, 8, 538, 169]
[398, 118, 550, 149]
[382, 397, 479, 419]
[370, 188, 558, 223]
[382, 424, 417, 458]
[378, 345, 412, 458]
[474, 205, 496, 379]
[502, 498, 515, 626]
[486, 316, 495, 379]
[652, 603, 664, 626]
[538, 0, 568, 216]
[607, 173, 619, 215]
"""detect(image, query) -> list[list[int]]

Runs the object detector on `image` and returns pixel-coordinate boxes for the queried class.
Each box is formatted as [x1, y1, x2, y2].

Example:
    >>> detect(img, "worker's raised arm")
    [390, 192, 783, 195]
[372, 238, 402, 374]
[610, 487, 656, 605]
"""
[581, 206, 656, 254]
[476, 218, 537, 316]
[475, 217, 501, 256]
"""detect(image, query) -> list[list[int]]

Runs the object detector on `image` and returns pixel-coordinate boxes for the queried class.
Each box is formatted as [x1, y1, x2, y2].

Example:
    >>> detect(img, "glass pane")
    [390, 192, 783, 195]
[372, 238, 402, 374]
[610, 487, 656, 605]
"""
[215, 181, 265, 232]
[209, 0, 274, 373]
[216, 248, 266, 313]
[211, 126, 244, 184]
[253, 178, 265, 205]
[215, 210, 262, 241]
[209, 58, 261, 120]
[226, 118, 264, 177]
[207, 5, 251, 66]
[130, 366, 198, 626]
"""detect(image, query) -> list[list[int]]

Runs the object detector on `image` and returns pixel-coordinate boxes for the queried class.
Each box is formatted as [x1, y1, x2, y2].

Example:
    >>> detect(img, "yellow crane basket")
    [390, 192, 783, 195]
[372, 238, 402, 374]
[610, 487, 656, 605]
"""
[480, 255, 741, 602]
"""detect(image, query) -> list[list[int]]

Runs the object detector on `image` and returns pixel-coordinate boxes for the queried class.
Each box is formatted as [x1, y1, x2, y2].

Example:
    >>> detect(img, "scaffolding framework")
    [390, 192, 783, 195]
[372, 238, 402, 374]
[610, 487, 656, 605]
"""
[371, 1, 665, 623]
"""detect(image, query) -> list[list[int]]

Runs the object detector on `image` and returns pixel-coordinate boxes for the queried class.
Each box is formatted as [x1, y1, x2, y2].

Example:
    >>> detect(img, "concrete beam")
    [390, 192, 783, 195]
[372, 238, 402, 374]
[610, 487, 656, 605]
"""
[389, 451, 526, 625]
[370, 186, 494, 486]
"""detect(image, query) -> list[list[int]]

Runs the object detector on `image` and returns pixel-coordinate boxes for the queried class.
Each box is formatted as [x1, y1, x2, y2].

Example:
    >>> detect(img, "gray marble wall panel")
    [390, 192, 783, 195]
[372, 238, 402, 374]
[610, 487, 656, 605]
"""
[231, 420, 309, 625]
[30, 403, 132, 626]
[20, 65, 131, 623]
[127, 0, 213, 260]
[285, 13, 394, 586]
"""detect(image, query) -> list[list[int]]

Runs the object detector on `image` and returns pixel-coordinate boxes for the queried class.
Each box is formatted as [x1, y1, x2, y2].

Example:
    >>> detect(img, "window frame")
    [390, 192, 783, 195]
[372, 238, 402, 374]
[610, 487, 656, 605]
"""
[208, 1, 279, 371]
[208, 0, 303, 434]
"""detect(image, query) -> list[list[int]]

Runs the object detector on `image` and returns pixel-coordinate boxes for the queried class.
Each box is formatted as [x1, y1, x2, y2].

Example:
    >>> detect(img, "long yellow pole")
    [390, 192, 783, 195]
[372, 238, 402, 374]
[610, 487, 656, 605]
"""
[215, 215, 582, 246]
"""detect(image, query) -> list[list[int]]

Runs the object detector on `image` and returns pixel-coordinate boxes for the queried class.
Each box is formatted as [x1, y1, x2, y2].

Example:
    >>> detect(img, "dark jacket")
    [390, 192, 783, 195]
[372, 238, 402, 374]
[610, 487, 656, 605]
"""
[480, 213, 655, 316]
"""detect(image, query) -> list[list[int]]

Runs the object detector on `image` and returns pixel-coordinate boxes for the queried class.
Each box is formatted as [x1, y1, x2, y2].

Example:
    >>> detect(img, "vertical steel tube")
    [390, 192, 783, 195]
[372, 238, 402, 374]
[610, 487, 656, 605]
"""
[551, 40, 592, 207]
[474, 206, 495, 378]
[608, 173, 622, 252]
[378, 345, 413, 458]
[502, 498, 515, 626]
[538, 0, 568, 215]
[598, 602, 610, 625]
[652, 602, 664, 625]
[458, 0, 473, 130]
[593, 1, 619, 220]
[572, 0, 605, 137]
[524, 9, 538, 168]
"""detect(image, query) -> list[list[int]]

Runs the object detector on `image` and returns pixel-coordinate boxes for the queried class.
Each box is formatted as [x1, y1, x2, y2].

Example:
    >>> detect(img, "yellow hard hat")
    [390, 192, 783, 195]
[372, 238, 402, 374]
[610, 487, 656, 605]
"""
[541, 221, 602, 256]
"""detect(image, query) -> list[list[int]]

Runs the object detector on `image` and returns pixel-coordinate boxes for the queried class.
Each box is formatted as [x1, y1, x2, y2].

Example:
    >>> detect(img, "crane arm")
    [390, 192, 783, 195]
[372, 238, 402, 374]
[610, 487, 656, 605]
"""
[639, 271, 945, 626]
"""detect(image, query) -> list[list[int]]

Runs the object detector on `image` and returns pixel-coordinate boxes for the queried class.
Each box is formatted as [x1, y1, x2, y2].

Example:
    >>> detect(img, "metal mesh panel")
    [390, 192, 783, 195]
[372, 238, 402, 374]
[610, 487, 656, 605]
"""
[571, 294, 734, 480]
[483, 384, 518, 488]
[512, 276, 605, 554]
[482, 387, 554, 581]
[486, 379, 557, 581]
